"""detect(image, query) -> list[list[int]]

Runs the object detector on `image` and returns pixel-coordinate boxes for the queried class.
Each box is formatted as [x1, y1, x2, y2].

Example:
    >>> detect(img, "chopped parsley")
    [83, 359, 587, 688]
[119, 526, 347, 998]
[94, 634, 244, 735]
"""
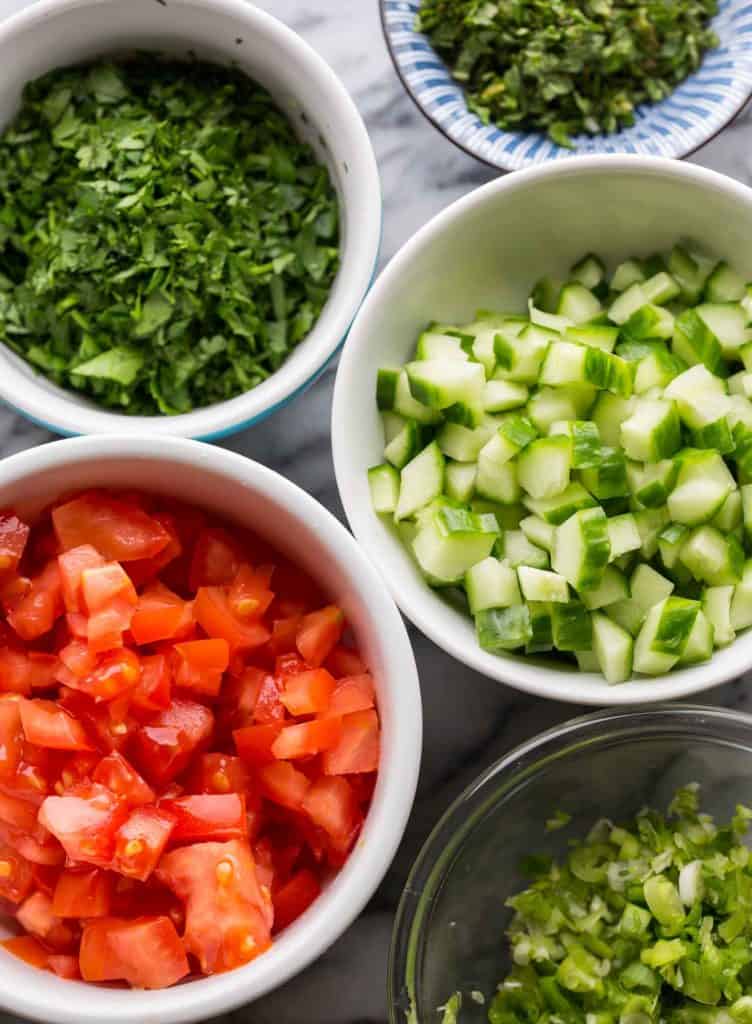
[416, 0, 719, 147]
[0, 60, 339, 414]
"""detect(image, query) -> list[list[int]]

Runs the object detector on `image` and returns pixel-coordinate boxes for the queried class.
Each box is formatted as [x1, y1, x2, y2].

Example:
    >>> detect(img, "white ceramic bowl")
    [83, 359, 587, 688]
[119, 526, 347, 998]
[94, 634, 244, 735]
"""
[0, 436, 422, 1024]
[332, 155, 752, 706]
[0, 0, 381, 440]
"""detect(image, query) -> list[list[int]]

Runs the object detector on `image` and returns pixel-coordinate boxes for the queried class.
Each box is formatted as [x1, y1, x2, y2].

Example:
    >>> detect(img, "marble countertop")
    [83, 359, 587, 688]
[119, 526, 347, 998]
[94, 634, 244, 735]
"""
[1, 1, 752, 1022]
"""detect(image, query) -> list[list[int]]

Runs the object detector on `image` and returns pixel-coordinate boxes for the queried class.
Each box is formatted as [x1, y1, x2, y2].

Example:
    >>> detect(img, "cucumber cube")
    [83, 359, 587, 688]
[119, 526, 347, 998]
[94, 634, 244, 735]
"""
[570, 254, 606, 290]
[549, 420, 601, 469]
[395, 441, 445, 521]
[517, 567, 569, 603]
[406, 359, 485, 410]
[552, 601, 592, 651]
[385, 419, 425, 469]
[607, 514, 642, 560]
[565, 324, 619, 353]
[608, 599, 646, 636]
[501, 530, 550, 570]
[622, 305, 675, 343]
[679, 610, 714, 664]
[697, 303, 748, 357]
[634, 506, 670, 559]
[620, 398, 681, 463]
[527, 388, 579, 433]
[625, 459, 678, 509]
[376, 367, 400, 410]
[658, 523, 689, 570]
[527, 601, 554, 652]
[465, 557, 521, 614]
[393, 368, 441, 424]
[495, 325, 554, 383]
[672, 309, 724, 376]
[552, 507, 610, 591]
[642, 271, 681, 305]
[705, 261, 746, 303]
[580, 447, 629, 500]
[518, 437, 572, 500]
[415, 331, 470, 362]
[679, 525, 744, 586]
[630, 564, 674, 615]
[634, 600, 681, 675]
[667, 450, 736, 526]
[412, 502, 499, 584]
[368, 463, 400, 514]
[483, 380, 529, 412]
[592, 613, 633, 684]
[520, 515, 555, 553]
[445, 461, 477, 503]
[476, 605, 532, 651]
[712, 489, 742, 532]
[475, 456, 520, 505]
[611, 260, 646, 292]
[703, 585, 735, 646]
[730, 560, 752, 630]
[580, 566, 629, 610]
[524, 483, 598, 525]
[608, 283, 649, 325]
[592, 393, 635, 447]
[557, 283, 602, 324]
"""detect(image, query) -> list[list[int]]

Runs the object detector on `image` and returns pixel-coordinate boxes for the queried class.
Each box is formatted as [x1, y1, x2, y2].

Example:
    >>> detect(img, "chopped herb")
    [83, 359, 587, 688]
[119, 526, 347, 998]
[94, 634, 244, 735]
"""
[0, 60, 339, 414]
[485, 786, 752, 1024]
[416, 0, 719, 146]
[545, 809, 572, 832]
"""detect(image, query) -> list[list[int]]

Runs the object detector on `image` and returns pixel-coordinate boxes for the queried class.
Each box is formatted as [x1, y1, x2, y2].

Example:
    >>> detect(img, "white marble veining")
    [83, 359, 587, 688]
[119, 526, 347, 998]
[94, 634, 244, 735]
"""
[0, 1, 752, 1021]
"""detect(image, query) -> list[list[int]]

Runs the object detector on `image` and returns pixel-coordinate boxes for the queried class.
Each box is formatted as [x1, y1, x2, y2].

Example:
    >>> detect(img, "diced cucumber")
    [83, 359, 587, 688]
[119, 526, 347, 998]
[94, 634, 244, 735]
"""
[667, 450, 736, 526]
[495, 325, 554, 383]
[527, 387, 579, 433]
[571, 254, 606, 291]
[658, 523, 689, 570]
[607, 514, 642, 560]
[518, 437, 572, 499]
[475, 440, 521, 504]
[443, 400, 484, 429]
[626, 459, 678, 509]
[575, 650, 600, 672]
[437, 420, 494, 462]
[368, 463, 400, 514]
[395, 442, 445, 521]
[634, 505, 670, 559]
[415, 331, 470, 362]
[703, 585, 735, 646]
[382, 411, 405, 444]
[565, 324, 619, 353]
[552, 507, 610, 591]
[668, 245, 712, 304]
[557, 283, 601, 323]
[474, 501, 525, 528]
[592, 612, 633, 684]
[642, 271, 681, 305]
[549, 420, 601, 469]
[742, 484, 752, 546]
[445, 461, 477, 503]
[672, 309, 725, 376]
[633, 600, 681, 675]
[580, 447, 629, 500]
[705, 262, 746, 303]
[531, 276, 562, 313]
[406, 359, 485, 409]
[608, 599, 646, 636]
[633, 345, 683, 394]
[470, 328, 498, 376]
[559, 383, 599, 416]
[727, 371, 752, 398]
[520, 515, 555, 552]
[476, 605, 532, 651]
[622, 305, 675, 343]
[501, 530, 550, 570]
[376, 367, 400, 410]
[527, 601, 553, 652]
[620, 398, 681, 463]
[483, 380, 529, 412]
[742, 340, 752, 370]
[630, 563, 674, 615]
[730, 560, 752, 630]
[477, 417, 536, 470]
[412, 502, 498, 584]
[393, 368, 442, 423]
[591, 393, 635, 447]
[678, 525, 744, 585]
[679, 609, 714, 664]
[518, 566, 569, 603]
[581, 566, 629, 610]
[385, 419, 425, 469]
[611, 260, 646, 292]
[712, 489, 742, 533]
[608, 283, 649, 325]
[551, 601, 592, 651]
[540, 342, 632, 397]
[696, 303, 748, 357]
[663, 364, 727, 426]
[528, 301, 573, 334]
[465, 557, 521, 614]
[524, 483, 598, 525]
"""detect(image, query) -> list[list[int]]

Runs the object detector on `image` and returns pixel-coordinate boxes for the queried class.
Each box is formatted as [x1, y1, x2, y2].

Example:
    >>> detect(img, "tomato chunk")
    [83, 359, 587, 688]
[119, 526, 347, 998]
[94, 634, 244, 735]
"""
[7, 561, 63, 641]
[302, 776, 362, 858]
[280, 668, 336, 716]
[162, 793, 247, 844]
[112, 806, 175, 882]
[80, 915, 189, 989]
[48, 954, 80, 979]
[323, 709, 380, 775]
[271, 717, 342, 760]
[258, 762, 310, 811]
[158, 840, 272, 974]
[325, 645, 367, 678]
[173, 638, 229, 697]
[16, 890, 77, 950]
[0, 697, 23, 777]
[0, 513, 30, 575]
[189, 528, 242, 589]
[1, 934, 50, 969]
[52, 867, 112, 918]
[228, 564, 275, 620]
[130, 699, 213, 787]
[194, 586, 270, 651]
[296, 606, 344, 667]
[131, 652, 171, 713]
[272, 868, 321, 934]
[39, 782, 128, 866]
[131, 582, 190, 645]
[92, 752, 154, 806]
[0, 842, 33, 903]
[53, 492, 170, 562]
[234, 722, 284, 766]
[188, 753, 251, 795]
[324, 674, 376, 717]
[19, 700, 92, 752]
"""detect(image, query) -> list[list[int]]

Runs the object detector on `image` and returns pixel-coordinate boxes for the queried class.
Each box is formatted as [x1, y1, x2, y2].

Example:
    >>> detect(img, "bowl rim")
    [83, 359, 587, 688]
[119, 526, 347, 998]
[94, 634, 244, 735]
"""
[332, 154, 752, 706]
[387, 702, 752, 1024]
[0, 435, 422, 1024]
[379, 0, 752, 172]
[0, 0, 382, 440]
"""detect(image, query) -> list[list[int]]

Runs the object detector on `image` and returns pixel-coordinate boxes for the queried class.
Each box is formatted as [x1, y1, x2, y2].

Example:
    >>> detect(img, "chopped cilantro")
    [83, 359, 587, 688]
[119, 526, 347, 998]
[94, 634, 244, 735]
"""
[416, 0, 719, 146]
[0, 60, 339, 414]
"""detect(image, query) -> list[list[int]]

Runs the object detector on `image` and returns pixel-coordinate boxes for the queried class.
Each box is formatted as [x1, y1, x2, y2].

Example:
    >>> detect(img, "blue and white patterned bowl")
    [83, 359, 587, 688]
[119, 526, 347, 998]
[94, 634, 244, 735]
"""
[381, 0, 752, 171]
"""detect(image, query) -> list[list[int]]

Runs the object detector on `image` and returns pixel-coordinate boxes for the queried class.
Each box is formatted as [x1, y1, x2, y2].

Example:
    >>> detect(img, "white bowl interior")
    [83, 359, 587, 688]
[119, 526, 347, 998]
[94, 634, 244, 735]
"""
[0, 438, 420, 1024]
[0, 0, 380, 438]
[333, 157, 752, 706]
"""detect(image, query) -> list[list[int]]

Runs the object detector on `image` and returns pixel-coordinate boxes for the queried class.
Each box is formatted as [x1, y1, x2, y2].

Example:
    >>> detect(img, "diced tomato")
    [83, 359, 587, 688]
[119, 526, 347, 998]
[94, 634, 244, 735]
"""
[0, 821, 65, 866]
[188, 753, 251, 795]
[58, 545, 106, 614]
[0, 638, 31, 695]
[258, 762, 310, 811]
[16, 890, 77, 950]
[271, 718, 342, 761]
[30, 862, 61, 897]
[324, 645, 367, 678]
[189, 528, 243, 589]
[52, 492, 170, 562]
[296, 606, 344, 667]
[302, 776, 362, 857]
[80, 915, 189, 989]
[112, 806, 176, 882]
[234, 722, 285, 766]
[57, 639, 97, 680]
[48, 954, 81, 979]
[39, 782, 128, 866]
[280, 668, 336, 716]
[157, 839, 272, 974]
[162, 793, 247, 844]
[130, 699, 213, 787]
[323, 674, 376, 718]
[7, 561, 63, 641]
[27, 654, 59, 692]
[0, 842, 33, 903]
[19, 700, 92, 752]
[131, 582, 191, 645]
[131, 652, 171, 713]
[56, 690, 134, 754]
[92, 752, 154, 806]
[1, 934, 50, 969]
[253, 673, 285, 724]
[0, 513, 30, 575]
[125, 514, 182, 587]
[220, 666, 265, 730]
[323, 709, 380, 775]
[272, 868, 321, 933]
[228, 564, 275, 621]
[194, 586, 270, 651]
[0, 790, 40, 832]
[69, 649, 141, 703]
[0, 697, 23, 777]
[52, 867, 112, 918]
[173, 638, 229, 697]
[268, 614, 302, 656]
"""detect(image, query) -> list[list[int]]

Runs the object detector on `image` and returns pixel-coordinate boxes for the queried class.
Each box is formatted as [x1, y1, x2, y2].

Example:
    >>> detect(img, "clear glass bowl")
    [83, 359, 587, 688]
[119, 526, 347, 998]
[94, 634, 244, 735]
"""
[389, 704, 752, 1023]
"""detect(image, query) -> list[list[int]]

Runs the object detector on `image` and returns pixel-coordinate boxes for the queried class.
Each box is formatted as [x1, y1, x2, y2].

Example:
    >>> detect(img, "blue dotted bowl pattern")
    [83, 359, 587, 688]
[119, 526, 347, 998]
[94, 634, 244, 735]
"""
[382, 0, 752, 170]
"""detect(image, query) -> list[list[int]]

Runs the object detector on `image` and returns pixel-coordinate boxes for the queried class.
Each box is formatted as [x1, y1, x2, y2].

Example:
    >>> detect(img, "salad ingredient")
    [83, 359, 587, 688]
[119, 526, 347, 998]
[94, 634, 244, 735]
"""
[0, 60, 339, 415]
[416, 0, 719, 147]
[487, 786, 752, 1024]
[371, 245, 752, 683]
[0, 488, 379, 986]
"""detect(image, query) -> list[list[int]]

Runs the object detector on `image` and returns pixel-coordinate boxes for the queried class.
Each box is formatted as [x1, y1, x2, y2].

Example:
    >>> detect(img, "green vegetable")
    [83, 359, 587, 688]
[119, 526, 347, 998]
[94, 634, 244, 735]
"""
[415, 0, 719, 147]
[487, 787, 752, 1024]
[0, 60, 339, 414]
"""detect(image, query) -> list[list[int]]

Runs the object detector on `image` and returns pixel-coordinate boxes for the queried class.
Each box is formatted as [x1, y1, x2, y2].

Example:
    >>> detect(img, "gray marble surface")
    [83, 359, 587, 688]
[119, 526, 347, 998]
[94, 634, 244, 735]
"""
[0, 0, 752, 1022]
